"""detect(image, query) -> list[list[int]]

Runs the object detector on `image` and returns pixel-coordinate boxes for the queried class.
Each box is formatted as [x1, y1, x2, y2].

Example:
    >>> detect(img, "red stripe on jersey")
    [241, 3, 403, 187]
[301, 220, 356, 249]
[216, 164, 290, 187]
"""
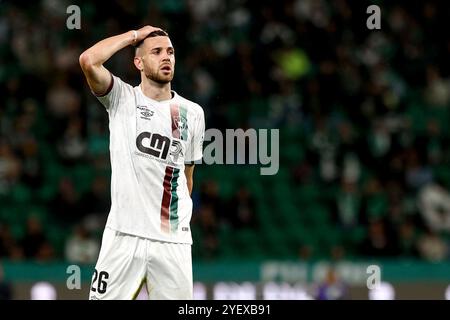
[170, 104, 181, 139]
[160, 166, 174, 233]
[160, 105, 180, 233]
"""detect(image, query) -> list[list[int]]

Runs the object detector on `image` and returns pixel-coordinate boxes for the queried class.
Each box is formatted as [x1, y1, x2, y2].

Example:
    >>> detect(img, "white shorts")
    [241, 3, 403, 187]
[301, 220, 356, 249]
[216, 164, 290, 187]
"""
[89, 227, 193, 300]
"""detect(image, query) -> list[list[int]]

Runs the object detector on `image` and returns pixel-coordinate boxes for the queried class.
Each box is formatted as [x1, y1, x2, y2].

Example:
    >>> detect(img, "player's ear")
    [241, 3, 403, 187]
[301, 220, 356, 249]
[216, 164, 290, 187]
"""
[134, 56, 143, 71]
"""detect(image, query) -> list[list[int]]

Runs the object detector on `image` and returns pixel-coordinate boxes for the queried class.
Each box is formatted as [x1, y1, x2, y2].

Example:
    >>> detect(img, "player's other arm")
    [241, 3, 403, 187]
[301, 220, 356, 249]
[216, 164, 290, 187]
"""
[184, 164, 195, 196]
[184, 108, 205, 197]
[79, 26, 160, 95]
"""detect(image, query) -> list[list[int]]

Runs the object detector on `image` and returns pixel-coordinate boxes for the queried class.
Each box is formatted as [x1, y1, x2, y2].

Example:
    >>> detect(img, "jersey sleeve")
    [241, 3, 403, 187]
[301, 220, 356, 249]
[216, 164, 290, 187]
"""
[94, 74, 129, 116]
[185, 107, 205, 163]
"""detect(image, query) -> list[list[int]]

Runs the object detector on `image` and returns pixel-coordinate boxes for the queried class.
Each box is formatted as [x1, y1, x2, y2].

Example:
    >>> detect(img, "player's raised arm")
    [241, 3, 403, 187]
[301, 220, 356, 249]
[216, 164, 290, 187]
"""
[79, 25, 161, 96]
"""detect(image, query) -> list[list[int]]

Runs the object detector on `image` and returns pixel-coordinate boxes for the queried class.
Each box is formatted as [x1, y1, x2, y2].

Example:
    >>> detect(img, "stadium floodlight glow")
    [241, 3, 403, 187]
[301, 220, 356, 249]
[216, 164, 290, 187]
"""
[213, 282, 257, 300]
[193, 282, 207, 300]
[445, 284, 450, 300]
[368, 281, 395, 300]
[30, 282, 57, 300]
[263, 282, 313, 300]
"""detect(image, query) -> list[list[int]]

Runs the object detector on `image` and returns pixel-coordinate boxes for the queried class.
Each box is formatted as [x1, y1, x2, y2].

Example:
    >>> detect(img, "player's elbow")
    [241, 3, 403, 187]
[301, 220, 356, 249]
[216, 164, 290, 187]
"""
[79, 51, 96, 71]
[79, 52, 90, 69]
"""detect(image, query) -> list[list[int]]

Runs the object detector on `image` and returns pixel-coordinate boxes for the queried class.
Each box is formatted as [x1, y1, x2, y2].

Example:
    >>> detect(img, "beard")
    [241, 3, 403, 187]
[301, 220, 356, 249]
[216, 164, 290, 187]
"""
[145, 68, 174, 84]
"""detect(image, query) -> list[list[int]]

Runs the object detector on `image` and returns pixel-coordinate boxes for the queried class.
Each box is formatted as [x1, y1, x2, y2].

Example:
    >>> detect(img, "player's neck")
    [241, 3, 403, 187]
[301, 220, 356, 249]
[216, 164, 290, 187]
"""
[140, 80, 172, 102]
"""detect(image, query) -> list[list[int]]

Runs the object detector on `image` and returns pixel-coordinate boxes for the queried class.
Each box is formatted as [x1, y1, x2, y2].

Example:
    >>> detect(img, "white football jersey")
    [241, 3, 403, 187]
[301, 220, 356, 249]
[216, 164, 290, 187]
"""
[95, 75, 205, 244]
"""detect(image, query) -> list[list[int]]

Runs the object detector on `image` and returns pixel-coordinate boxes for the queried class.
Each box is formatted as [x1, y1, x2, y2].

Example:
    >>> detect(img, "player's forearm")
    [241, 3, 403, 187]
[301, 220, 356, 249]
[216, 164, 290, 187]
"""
[187, 179, 193, 196]
[184, 164, 195, 196]
[79, 31, 135, 68]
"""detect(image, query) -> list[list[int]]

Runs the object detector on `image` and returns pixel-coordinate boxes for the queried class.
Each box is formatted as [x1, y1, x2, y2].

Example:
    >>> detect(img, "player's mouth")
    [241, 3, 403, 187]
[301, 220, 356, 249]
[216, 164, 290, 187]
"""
[160, 64, 172, 73]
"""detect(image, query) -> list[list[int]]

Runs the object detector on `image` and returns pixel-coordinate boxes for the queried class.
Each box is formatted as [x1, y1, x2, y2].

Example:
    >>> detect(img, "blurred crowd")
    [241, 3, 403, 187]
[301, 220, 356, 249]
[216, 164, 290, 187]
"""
[1, 0, 450, 263]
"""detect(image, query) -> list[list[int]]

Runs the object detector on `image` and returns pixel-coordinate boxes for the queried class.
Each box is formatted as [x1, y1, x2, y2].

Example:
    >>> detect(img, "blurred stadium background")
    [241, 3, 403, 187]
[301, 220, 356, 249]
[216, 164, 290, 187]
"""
[1, 0, 450, 300]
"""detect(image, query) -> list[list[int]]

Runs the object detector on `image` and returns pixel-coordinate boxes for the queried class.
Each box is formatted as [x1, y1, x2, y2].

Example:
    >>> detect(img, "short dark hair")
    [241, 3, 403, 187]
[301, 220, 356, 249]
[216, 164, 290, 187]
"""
[135, 29, 169, 49]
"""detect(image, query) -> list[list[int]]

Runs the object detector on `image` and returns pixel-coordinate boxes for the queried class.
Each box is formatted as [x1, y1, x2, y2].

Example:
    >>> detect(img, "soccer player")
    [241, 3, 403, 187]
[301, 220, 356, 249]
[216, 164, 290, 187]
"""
[79, 25, 205, 300]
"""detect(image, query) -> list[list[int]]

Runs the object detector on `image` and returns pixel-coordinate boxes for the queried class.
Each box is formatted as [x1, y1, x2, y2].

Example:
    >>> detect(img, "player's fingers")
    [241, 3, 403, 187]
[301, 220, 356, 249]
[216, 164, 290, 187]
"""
[146, 25, 163, 34]
[135, 26, 162, 40]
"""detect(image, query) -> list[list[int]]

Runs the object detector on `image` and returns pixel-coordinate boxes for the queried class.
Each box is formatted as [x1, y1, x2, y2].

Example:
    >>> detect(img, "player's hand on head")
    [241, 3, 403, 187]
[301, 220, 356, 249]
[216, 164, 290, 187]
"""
[135, 25, 162, 42]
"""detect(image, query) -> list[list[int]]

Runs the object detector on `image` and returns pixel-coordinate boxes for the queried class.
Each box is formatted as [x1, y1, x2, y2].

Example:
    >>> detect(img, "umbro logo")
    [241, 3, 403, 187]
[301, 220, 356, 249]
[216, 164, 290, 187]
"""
[141, 111, 154, 118]
[137, 105, 154, 120]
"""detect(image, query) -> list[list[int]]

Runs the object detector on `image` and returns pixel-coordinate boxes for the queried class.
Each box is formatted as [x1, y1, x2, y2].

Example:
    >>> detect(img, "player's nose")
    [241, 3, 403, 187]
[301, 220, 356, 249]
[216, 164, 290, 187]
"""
[161, 57, 171, 64]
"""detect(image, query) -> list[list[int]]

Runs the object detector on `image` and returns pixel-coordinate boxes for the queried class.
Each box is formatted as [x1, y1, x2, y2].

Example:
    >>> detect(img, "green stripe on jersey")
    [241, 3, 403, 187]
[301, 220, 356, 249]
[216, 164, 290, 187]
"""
[179, 106, 188, 141]
[169, 168, 180, 233]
